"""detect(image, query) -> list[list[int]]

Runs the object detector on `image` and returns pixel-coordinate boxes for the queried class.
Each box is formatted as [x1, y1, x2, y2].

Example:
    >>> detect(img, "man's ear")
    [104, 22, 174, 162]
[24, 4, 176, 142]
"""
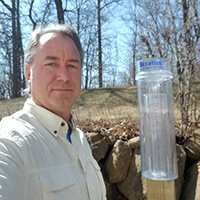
[25, 64, 31, 84]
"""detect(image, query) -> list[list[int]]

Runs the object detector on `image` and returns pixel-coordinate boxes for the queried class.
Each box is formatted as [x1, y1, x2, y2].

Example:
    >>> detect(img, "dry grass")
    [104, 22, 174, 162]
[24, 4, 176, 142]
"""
[173, 82, 200, 123]
[72, 85, 139, 123]
[0, 97, 26, 120]
[0, 85, 138, 123]
[0, 84, 199, 125]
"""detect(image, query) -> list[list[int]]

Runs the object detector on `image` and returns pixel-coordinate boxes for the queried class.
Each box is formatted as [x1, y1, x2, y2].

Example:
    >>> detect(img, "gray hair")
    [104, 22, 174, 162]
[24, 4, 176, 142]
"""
[24, 24, 83, 78]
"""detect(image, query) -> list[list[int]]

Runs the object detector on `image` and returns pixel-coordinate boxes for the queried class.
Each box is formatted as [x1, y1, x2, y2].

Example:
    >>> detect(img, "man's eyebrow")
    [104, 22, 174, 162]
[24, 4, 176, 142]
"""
[68, 59, 80, 63]
[44, 56, 80, 63]
[44, 56, 59, 60]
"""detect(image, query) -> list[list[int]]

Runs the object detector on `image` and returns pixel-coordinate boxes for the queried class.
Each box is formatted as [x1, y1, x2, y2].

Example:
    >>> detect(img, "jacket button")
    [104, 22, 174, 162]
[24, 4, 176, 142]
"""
[61, 122, 65, 126]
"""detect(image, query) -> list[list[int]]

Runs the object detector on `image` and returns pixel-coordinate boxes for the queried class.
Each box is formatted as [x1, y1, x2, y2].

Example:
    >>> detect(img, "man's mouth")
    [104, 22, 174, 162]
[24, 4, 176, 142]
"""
[53, 88, 73, 92]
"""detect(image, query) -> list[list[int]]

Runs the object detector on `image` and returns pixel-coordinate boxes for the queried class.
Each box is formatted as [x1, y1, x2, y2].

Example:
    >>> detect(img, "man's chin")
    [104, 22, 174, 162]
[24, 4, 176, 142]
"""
[51, 99, 73, 109]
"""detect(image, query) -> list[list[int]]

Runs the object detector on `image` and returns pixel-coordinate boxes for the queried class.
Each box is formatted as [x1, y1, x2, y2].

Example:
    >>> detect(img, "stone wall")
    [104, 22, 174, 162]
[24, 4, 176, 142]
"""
[85, 128, 200, 200]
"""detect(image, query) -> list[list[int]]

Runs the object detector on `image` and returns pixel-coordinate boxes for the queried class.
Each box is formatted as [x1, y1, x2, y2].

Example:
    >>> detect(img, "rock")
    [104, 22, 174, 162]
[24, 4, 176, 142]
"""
[85, 130, 199, 199]
[195, 128, 200, 134]
[184, 131, 200, 160]
[116, 194, 128, 200]
[104, 180, 119, 200]
[180, 160, 200, 200]
[117, 148, 144, 200]
[108, 135, 117, 146]
[85, 132, 110, 162]
[128, 136, 140, 149]
[105, 139, 132, 183]
[175, 144, 187, 200]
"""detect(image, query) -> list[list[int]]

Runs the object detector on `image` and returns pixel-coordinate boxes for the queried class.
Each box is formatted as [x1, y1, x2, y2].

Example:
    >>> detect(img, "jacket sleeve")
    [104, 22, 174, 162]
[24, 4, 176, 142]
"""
[0, 136, 26, 200]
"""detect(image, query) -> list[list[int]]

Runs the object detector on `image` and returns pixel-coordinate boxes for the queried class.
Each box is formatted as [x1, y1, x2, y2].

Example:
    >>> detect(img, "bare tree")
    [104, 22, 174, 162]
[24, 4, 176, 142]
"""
[122, 0, 140, 85]
[97, 0, 103, 87]
[97, 0, 121, 88]
[179, 0, 199, 124]
[27, 0, 56, 29]
[58, 0, 122, 88]
[0, 11, 12, 99]
[29, 0, 37, 29]
[54, 0, 65, 24]
[0, 0, 124, 97]
[166, 0, 200, 128]
[66, 0, 101, 89]
[0, 0, 23, 98]
[126, 0, 200, 132]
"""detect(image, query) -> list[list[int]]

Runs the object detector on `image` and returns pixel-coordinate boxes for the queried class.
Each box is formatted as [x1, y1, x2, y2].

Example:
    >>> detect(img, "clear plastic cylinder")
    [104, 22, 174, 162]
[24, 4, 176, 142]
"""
[136, 58, 178, 180]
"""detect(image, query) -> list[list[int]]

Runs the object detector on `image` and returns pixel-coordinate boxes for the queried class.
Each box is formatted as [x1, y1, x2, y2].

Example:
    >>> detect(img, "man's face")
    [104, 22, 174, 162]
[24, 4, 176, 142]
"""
[26, 33, 82, 121]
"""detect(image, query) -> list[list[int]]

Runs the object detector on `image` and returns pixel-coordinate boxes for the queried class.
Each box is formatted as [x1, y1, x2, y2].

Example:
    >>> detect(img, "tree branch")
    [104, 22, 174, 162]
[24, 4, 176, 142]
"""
[0, 0, 12, 12]
[29, 0, 37, 29]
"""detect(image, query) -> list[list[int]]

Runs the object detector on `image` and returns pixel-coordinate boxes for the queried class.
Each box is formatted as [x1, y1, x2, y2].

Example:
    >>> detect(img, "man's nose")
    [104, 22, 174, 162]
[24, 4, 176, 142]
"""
[57, 66, 71, 82]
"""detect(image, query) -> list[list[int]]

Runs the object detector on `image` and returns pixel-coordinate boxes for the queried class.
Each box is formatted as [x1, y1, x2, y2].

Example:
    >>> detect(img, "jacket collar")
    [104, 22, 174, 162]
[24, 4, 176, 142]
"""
[23, 98, 76, 137]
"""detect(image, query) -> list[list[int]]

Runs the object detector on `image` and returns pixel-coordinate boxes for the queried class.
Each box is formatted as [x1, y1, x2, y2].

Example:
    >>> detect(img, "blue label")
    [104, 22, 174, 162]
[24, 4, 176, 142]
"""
[139, 60, 163, 71]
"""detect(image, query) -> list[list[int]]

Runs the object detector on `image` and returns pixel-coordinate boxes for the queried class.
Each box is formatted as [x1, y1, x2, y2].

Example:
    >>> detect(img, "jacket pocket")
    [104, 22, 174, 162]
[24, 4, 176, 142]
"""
[38, 166, 79, 200]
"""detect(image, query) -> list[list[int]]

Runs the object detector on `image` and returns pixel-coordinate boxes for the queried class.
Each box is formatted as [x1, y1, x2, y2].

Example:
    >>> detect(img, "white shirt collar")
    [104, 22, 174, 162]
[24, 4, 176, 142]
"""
[23, 98, 76, 137]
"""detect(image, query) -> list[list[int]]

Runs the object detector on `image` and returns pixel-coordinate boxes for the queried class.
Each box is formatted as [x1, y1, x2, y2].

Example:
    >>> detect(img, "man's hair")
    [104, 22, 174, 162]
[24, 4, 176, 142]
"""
[24, 24, 83, 75]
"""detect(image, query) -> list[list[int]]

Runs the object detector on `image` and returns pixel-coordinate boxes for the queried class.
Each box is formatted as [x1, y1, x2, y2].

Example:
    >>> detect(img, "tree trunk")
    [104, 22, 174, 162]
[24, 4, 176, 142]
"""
[12, 0, 18, 98]
[9, 0, 23, 98]
[17, 0, 24, 90]
[181, 0, 192, 124]
[77, 7, 80, 35]
[54, 0, 65, 24]
[98, 0, 103, 88]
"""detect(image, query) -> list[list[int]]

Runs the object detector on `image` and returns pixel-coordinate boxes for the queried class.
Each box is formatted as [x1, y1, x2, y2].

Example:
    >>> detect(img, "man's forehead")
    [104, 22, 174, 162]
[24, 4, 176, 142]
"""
[39, 32, 60, 46]
[36, 32, 81, 63]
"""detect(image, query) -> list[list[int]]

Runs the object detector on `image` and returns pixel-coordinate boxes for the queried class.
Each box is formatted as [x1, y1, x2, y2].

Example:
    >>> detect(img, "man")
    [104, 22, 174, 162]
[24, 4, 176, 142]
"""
[0, 24, 106, 200]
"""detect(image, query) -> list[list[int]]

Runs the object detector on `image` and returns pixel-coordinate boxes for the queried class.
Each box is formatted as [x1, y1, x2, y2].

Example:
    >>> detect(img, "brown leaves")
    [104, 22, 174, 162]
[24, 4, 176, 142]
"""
[78, 118, 199, 145]
[175, 122, 200, 144]
[79, 119, 140, 141]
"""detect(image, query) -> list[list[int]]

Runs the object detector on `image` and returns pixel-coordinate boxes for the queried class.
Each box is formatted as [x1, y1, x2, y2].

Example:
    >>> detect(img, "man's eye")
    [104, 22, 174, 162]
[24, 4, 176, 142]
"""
[46, 63, 54, 66]
[69, 65, 77, 69]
